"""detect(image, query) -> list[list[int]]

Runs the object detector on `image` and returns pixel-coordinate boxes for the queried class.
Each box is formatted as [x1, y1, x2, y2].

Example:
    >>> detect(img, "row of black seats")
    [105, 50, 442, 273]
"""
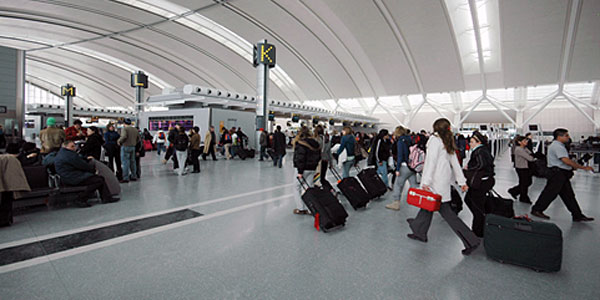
[15, 165, 93, 208]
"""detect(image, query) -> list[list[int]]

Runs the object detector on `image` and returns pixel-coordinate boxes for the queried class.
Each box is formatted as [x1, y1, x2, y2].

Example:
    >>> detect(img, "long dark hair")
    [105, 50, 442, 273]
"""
[432, 118, 456, 154]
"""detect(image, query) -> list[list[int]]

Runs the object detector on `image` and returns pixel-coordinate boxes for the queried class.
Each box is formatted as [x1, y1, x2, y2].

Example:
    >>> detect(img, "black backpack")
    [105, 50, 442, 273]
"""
[175, 134, 189, 151]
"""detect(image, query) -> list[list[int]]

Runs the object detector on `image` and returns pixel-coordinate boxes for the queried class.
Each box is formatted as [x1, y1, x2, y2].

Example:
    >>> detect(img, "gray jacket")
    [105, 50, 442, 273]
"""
[514, 146, 535, 169]
[319, 135, 332, 162]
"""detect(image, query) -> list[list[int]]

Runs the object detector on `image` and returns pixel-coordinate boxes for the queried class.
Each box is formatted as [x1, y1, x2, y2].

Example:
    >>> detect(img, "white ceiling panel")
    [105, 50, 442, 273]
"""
[500, 0, 567, 87]
[0, 20, 93, 45]
[229, 0, 361, 99]
[168, 0, 218, 11]
[568, 0, 600, 82]
[148, 22, 264, 96]
[323, 0, 419, 95]
[384, 0, 464, 93]
[26, 62, 132, 108]
[73, 39, 188, 93]
[204, 3, 329, 100]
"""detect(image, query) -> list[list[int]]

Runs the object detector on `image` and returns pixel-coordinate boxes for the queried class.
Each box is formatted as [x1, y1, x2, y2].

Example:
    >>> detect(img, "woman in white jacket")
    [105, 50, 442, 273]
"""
[406, 118, 481, 255]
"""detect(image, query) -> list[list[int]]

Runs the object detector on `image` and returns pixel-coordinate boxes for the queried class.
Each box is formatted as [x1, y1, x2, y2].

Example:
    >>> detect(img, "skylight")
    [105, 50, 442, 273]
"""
[444, 0, 501, 75]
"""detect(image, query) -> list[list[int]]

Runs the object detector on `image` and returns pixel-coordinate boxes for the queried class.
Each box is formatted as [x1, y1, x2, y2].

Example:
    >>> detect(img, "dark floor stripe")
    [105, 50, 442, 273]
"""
[0, 209, 202, 266]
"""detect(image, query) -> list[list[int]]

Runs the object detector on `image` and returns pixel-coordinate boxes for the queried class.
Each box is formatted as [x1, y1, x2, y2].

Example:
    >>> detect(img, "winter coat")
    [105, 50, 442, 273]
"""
[40, 126, 66, 153]
[54, 148, 95, 185]
[80, 133, 105, 160]
[420, 135, 466, 202]
[273, 131, 287, 155]
[293, 138, 321, 174]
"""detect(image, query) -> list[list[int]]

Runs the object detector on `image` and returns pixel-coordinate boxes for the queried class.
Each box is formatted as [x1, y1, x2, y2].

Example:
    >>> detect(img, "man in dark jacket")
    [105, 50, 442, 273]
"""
[54, 140, 115, 207]
[273, 126, 287, 168]
[259, 128, 268, 161]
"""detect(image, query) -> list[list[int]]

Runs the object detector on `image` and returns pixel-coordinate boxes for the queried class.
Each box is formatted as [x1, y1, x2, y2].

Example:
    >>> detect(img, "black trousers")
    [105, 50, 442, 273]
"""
[465, 178, 495, 237]
[191, 149, 201, 172]
[165, 146, 179, 169]
[202, 144, 216, 160]
[532, 168, 583, 218]
[106, 145, 123, 180]
[508, 168, 532, 202]
[320, 160, 331, 188]
[78, 175, 111, 203]
[136, 156, 141, 178]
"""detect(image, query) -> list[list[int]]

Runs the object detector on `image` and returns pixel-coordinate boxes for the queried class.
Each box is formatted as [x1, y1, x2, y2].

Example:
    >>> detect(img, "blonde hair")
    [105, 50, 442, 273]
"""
[293, 126, 310, 147]
[393, 126, 406, 138]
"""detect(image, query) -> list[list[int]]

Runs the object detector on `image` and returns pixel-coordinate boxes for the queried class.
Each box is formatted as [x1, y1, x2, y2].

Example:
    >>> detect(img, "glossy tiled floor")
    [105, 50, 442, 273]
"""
[0, 151, 598, 299]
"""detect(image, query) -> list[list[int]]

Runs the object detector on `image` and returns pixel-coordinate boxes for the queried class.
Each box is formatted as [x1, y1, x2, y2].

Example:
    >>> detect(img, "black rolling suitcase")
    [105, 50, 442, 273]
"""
[484, 214, 562, 272]
[356, 166, 387, 199]
[331, 167, 369, 210]
[298, 178, 347, 232]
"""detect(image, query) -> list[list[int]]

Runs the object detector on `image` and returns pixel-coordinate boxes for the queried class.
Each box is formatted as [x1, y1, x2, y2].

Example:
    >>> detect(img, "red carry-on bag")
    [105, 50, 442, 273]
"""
[407, 187, 442, 212]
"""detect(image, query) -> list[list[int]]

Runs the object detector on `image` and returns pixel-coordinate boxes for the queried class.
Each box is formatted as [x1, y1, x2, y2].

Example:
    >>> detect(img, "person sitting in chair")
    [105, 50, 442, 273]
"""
[54, 140, 117, 207]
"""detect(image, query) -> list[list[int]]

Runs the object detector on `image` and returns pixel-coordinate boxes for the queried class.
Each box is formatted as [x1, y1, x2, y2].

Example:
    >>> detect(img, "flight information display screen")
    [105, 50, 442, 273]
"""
[149, 116, 194, 131]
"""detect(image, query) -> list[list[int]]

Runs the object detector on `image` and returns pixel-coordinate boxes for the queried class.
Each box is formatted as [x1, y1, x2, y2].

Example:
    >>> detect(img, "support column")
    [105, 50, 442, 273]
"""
[253, 39, 276, 137]
[131, 71, 148, 127]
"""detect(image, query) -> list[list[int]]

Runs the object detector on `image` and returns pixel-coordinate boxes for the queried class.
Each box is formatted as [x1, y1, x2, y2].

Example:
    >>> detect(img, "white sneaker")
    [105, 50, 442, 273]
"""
[385, 201, 401, 211]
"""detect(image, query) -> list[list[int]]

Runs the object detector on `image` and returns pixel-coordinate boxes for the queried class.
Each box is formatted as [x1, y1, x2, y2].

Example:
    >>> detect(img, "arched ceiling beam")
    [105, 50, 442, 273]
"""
[26, 57, 132, 107]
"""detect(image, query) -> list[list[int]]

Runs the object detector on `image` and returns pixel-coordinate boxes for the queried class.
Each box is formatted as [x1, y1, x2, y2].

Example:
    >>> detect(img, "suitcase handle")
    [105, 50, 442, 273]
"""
[514, 223, 533, 232]
[296, 177, 310, 191]
[329, 166, 342, 181]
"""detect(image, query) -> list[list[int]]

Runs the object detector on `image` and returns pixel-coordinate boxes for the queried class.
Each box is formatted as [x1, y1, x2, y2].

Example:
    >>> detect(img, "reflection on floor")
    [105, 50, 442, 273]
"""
[0, 151, 598, 299]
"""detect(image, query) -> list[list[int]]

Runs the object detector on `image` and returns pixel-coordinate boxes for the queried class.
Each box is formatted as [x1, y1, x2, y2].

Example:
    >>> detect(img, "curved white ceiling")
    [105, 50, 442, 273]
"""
[0, 0, 598, 111]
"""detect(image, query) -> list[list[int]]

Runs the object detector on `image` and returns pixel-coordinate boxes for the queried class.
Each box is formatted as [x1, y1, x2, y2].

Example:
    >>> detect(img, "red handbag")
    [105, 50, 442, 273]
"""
[407, 188, 442, 212]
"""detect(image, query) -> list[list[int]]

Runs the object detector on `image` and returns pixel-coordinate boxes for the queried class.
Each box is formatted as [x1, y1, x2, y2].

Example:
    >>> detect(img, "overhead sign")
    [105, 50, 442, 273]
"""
[131, 72, 148, 88]
[61, 85, 76, 97]
[253, 42, 276, 68]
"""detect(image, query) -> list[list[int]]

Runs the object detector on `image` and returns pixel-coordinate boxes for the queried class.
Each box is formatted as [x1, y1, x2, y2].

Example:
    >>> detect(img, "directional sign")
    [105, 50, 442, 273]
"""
[253, 42, 276, 68]
[61, 85, 76, 97]
[131, 72, 148, 88]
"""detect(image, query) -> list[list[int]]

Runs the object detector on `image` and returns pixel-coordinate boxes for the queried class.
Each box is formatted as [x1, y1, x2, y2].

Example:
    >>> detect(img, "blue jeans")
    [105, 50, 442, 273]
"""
[377, 161, 389, 187]
[156, 143, 165, 155]
[121, 146, 137, 180]
[392, 164, 418, 201]
[342, 160, 354, 178]
[273, 154, 284, 168]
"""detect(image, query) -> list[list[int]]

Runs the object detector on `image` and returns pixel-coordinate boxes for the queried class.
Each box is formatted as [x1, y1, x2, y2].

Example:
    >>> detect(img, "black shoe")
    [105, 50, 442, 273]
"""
[407, 233, 427, 243]
[103, 197, 120, 203]
[130, 178, 137, 182]
[119, 180, 129, 183]
[191, 171, 200, 173]
[462, 244, 479, 255]
[531, 210, 550, 220]
[573, 215, 595, 222]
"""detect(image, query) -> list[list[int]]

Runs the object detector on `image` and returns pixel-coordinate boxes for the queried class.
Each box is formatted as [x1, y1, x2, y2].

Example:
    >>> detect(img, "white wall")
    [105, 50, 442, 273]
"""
[374, 107, 597, 139]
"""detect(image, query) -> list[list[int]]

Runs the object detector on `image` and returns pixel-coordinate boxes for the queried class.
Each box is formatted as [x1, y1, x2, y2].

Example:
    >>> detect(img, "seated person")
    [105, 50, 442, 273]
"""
[17, 142, 42, 167]
[4, 143, 20, 156]
[54, 140, 116, 207]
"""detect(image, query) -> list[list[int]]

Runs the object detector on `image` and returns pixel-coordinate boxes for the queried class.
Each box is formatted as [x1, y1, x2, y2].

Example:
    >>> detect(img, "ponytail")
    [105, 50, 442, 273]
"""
[432, 118, 456, 154]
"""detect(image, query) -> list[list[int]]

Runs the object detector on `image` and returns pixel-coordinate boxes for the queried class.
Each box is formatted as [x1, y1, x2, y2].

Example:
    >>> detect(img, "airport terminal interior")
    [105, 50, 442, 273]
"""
[0, 0, 599, 299]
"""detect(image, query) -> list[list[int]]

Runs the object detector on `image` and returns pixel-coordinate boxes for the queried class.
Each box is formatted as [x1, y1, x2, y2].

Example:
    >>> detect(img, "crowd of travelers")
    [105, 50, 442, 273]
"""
[0, 116, 596, 236]
[289, 117, 595, 255]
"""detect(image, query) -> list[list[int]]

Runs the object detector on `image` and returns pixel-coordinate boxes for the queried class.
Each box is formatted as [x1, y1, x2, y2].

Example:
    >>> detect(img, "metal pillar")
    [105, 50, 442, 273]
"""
[254, 39, 276, 134]
[131, 71, 148, 127]
[256, 54, 268, 131]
